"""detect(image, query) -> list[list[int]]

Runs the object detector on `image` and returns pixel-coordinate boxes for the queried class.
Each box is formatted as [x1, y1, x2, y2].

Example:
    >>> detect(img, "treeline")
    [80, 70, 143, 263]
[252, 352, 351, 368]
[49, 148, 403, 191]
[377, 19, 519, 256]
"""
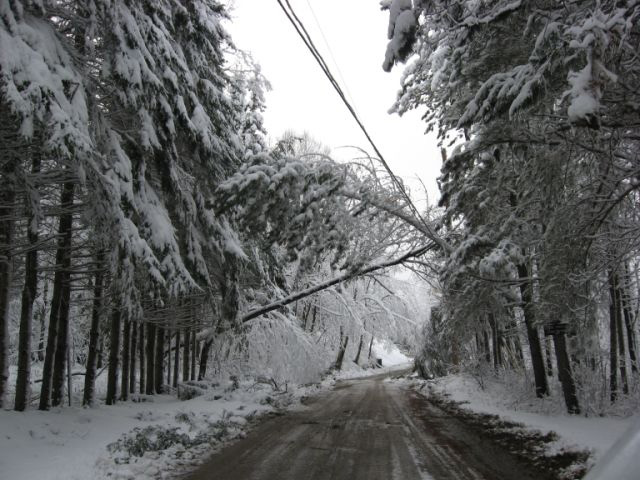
[0, 0, 273, 410]
[384, 0, 640, 414]
[0, 1, 431, 412]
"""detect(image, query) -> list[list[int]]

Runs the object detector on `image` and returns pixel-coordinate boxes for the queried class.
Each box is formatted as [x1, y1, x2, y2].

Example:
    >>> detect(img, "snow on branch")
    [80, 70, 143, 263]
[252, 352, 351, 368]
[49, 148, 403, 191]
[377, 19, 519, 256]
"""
[240, 243, 436, 323]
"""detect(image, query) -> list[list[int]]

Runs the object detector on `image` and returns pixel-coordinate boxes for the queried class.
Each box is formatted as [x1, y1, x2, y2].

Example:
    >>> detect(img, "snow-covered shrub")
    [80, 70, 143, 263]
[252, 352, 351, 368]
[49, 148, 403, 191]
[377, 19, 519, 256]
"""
[177, 383, 208, 401]
[108, 426, 193, 459]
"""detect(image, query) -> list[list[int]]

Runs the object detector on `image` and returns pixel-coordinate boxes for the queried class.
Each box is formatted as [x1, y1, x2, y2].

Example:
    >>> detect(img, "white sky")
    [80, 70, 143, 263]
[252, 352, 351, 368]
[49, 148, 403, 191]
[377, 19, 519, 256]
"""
[225, 0, 442, 206]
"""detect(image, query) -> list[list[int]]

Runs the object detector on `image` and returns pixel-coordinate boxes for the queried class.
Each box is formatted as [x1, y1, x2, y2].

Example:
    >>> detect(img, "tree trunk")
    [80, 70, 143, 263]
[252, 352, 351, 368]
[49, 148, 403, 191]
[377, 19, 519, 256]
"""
[82, 257, 104, 407]
[517, 263, 549, 397]
[38, 270, 61, 409]
[51, 181, 75, 407]
[37, 281, 48, 362]
[182, 327, 190, 382]
[354, 334, 364, 364]
[166, 331, 172, 386]
[0, 154, 17, 409]
[97, 336, 103, 370]
[145, 322, 156, 395]
[489, 315, 501, 370]
[190, 328, 197, 381]
[512, 329, 525, 369]
[368, 333, 374, 360]
[621, 265, 638, 374]
[105, 307, 121, 405]
[154, 326, 164, 394]
[120, 318, 130, 401]
[544, 334, 554, 377]
[609, 271, 619, 403]
[39, 235, 69, 408]
[198, 339, 212, 380]
[614, 277, 629, 395]
[139, 321, 145, 394]
[66, 332, 72, 406]
[14, 149, 41, 410]
[483, 329, 491, 364]
[309, 304, 318, 333]
[173, 329, 180, 387]
[334, 328, 349, 371]
[129, 322, 137, 394]
[51, 267, 72, 407]
[552, 323, 580, 414]
[621, 285, 638, 375]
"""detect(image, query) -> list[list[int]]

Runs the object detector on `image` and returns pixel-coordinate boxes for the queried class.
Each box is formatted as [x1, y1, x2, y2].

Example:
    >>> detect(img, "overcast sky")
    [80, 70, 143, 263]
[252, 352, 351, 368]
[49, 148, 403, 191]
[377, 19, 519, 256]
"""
[225, 0, 442, 206]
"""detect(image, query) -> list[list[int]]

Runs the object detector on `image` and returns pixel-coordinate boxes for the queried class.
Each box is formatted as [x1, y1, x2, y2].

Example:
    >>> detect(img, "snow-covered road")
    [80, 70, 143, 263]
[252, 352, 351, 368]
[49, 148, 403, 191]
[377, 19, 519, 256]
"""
[188, 370, 547, 480]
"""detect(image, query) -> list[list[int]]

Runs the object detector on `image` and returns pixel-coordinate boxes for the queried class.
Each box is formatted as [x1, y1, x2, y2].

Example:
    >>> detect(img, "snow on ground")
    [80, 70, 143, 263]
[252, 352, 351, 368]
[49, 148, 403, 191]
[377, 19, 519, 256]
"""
[334, 339, 413, 380]
[0, 379, 321, 480]
[1, 352, 402, 480]
[422, 373, 632, 464]
[372, 338, 412, 366]
[0, 342, 411, 480]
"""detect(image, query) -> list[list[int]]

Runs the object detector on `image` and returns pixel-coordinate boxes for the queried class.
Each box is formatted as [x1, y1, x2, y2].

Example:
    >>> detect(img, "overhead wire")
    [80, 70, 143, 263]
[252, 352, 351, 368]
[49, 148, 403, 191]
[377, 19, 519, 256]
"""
[275, 0, 445, 248]
[303, 0, 357, 109]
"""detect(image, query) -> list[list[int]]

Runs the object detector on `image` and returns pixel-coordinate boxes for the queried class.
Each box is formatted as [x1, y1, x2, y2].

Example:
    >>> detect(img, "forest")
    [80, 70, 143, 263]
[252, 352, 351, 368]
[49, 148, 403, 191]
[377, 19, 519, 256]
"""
[1, 0, 639, 478]
[0, 0, 427, 414]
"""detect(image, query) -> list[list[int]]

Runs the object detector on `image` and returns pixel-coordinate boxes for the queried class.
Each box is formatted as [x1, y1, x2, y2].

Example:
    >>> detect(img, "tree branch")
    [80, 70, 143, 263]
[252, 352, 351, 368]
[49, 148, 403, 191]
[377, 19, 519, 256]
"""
[241, 243, 436, 323]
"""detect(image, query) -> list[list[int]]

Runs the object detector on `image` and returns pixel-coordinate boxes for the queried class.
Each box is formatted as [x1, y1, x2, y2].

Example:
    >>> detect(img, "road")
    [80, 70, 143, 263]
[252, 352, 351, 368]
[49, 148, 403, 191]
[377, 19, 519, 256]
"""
[188, 370, 546, 480]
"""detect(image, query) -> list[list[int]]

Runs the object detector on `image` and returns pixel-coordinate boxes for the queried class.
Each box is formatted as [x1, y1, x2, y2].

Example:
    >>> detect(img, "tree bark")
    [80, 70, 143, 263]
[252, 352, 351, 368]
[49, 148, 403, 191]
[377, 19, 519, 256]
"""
[517, 263, 549, 397]
[309, 304, 318, 333]
[51, 265, 72, 407]
[14, 157, 41, 410]
[198, 339, 212, 380]
[0, 128, 21, 408]
[544, 334, 554, 377]
[621, 265, 638, 374]
[39, 197, 73, 410]
[166, 331, 172, 386]
[620, 285, 638, 375]
[154, 326, 164, 394]
[483, 329, 491, 364]
[0, 184, 15, 409]
[173, 329, 180, 387]
[489, 314, 502, 370]
[609, 271, 619, 403]
[334, 328, 349, 371]
[120, 318, 130, 401]
[82, 257, 104, 407]
[552, 323, 580, 414]
[182, 327, 190, 382]
[145, 322, 156, 395]
[190, 328, 197, 381]
[354, 334, 364, 364]
[129, 322, 137, 394]
[139, 322, 145, 394]
[51, 181, 75, 407]
[97, 336, 103, 370]
[368, 333, 374, 360]
[37, 281, 48, 362]
[614, 277, 629, 395]
[105, 307, 121, 405]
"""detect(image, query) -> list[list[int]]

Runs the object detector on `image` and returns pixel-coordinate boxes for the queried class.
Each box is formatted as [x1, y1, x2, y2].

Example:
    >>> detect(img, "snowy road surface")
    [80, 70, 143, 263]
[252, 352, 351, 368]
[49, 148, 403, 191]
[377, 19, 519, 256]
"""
[188, 370, 544, 480]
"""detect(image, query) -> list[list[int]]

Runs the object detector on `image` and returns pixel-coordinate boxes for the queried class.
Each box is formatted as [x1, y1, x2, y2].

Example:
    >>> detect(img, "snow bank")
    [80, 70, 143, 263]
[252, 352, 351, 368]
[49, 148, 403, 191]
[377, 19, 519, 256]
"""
[0, 379, 319, 480]
[425, 374, 631, 462]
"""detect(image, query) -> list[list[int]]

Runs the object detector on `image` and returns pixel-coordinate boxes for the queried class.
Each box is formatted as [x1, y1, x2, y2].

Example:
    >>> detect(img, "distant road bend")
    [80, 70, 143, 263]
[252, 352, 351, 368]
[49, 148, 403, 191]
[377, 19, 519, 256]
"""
[188, 370, 545, 480]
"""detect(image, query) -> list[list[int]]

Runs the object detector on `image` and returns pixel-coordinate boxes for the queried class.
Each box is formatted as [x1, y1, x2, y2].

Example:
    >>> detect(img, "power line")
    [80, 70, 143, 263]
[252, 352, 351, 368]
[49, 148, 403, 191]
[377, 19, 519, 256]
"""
[275, 0, 444, 248]
[303, 0, 357, 109]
